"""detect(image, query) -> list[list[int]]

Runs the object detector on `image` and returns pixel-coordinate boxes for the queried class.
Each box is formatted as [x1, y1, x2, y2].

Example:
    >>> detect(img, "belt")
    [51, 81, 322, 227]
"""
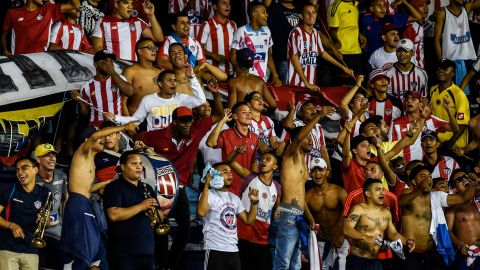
[277, 206, 304, 215]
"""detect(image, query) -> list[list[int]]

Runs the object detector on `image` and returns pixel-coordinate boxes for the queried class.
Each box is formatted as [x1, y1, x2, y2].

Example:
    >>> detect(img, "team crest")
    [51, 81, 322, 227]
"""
[34, 201, 42, 209]
[458, 113, 464, 120]
[220, 206, 237, 230]
[287, 15, 300, 27]
[443, 167, 451, 175]
[262, 192, 268, 199]
[190, 45, 196, 52]
[36, 14, 43, 20]
[156, 165, 177, 198]
[385, 108, 392, 116]
[250, 144, 255, 150]
[129, 24, 136, 31]
[410, 82, 417, 89]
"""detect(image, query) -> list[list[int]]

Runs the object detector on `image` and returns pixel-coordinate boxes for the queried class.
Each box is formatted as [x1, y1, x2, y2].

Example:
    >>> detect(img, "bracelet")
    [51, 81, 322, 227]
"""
[250, 200, 259, 205]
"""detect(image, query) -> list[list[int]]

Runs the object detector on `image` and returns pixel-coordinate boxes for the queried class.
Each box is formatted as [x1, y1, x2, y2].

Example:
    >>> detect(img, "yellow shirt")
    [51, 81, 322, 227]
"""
[430, 84, 470, 148]
[328, 0, 362, 55]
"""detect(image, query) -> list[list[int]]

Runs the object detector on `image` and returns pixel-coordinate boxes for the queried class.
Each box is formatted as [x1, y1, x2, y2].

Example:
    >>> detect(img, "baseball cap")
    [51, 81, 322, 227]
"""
[295, 93, 320, 113]
[397, 38, 414, 51]
[380, 23, 398, 35]
[309, 158, 327, 171]
[368, 69, 390, 84]
[404, 90, 422, 100]
[34, 144, 58, 157]
[172, 106, 193, 122]
[410, 0, 430, 8]
[94, 50, 116, 63]
[236, 48, 255, 68]
[438, 59, 456, 69]
[421, 129, 439, 141]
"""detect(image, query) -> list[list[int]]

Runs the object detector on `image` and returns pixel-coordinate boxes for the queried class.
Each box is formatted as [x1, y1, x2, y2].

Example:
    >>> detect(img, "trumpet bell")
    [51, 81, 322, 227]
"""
[155, 224, 170, 236]
[32, 238, 46, 248]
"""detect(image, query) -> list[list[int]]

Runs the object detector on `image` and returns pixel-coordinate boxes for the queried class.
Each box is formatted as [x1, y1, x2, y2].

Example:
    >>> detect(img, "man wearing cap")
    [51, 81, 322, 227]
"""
[34, 144, 68, 270]
[430, 59, 470, 149]
[305, 158, 349, 270]
[399, 165, 476, 268]
[367, 69, 402, 130]
[92, 0, 163, 61]
[389, 90, 458, 164]
[73, 50, 134, 128]
[382, 38, 428, 100]
[227, 48, 277, 109]
[107, 68, 207, 131]
[421, 130, 460, 182]
[402, 0, 429, 69]
[137, 106, 222, 269]
[445, 169, 480, 270]
[368, 23, 400, 70]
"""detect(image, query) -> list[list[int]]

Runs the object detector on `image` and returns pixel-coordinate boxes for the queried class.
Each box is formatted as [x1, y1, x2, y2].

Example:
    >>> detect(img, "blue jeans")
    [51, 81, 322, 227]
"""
[272, 209, 302, 270]
[276, 61, 289, 84]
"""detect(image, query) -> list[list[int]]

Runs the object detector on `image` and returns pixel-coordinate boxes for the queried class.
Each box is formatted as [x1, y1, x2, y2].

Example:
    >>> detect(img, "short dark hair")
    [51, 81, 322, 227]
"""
[213, 162, 230, 170]
[119, 150, 141, 165]
[16, 157, 39, 168]
[409, 165, 433, 182]
[135, 38, 154, 53]
[157, 70, 175, 83]
[363, 178, 383, 198]
[168, 42, 186, 54]
[359, 115, 383, 135]
[170, 11, 189, 26]
[100, 120, 118, 129]
[231, 101, 249, 114]
[248, 1, 265, 18]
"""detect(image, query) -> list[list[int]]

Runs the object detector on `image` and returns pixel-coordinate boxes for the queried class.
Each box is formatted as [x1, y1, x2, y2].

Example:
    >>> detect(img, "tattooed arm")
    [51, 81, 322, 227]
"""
[343, 205, 376, 245]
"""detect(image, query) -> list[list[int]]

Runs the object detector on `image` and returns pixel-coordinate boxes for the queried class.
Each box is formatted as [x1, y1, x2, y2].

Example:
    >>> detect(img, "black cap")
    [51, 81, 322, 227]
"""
[438, 59, 455, 69]
[94, 50, 116, 63]
[421, 129, 438, 141]
[409, 165, 433, 182]
[351, 134, 370, 149]
[236, 48, 255, 68]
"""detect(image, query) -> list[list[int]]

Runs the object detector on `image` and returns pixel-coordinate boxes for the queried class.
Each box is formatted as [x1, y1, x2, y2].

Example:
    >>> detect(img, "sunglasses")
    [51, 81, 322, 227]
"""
[140, 45, 158, 51]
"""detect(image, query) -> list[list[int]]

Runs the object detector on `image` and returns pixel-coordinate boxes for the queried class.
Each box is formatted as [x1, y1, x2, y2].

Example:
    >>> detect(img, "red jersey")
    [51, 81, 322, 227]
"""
[2, 3, 62, 54]
[216, 126, 259, 195]
[92, 15, 148, 61]
[287, 25, 324, 86]
[80, 76, 126, 127]
[403, 22, 424, 68]
[249, 115, 276, 145]
[342, 158, 366, 193]
[388, 115, 448, 163]
[383, 63, 428, 100]
[50, 19, 93, 52]
[197, 16, 237, 75]
[368, 95, 403, 129]
[139, 117, 214, 186]
[343, 188, 399, 223]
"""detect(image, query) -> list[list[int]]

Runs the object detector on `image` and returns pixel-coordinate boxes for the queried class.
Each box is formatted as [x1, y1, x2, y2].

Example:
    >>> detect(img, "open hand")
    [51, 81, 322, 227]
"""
[248, 187, 259, 201]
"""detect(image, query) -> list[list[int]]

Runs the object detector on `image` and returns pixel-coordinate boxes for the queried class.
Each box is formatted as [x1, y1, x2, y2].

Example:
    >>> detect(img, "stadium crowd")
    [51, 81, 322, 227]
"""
[2, 0, 480, 269]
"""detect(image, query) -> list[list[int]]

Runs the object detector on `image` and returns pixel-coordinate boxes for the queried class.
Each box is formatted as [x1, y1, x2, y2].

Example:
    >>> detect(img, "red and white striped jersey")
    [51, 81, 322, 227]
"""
[50, 19, 93, 52]
[80, 76, 126, 127]
[92, 15, 148, 61]
[430, 156, 460, 182]
[231, 24, 273, 82]
[294, 119, 326, 171]
[368, 96, 402, 128]
[287, 25, 324, 86]
[388, 115, 448, 163]
[383, 63, 428, 100]
[168, 0, 210, 16]
[403, 22, 424, 69]
[158, 35, 206, 64]
[249, 115, 276, 145]
[197, 16, 237, 75]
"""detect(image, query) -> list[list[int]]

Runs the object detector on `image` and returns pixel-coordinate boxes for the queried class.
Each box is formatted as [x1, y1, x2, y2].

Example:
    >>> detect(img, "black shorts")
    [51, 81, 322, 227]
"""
[61, 192, 101, 266]
[346, 253, 383, 270]
[204, 250, 241, 270]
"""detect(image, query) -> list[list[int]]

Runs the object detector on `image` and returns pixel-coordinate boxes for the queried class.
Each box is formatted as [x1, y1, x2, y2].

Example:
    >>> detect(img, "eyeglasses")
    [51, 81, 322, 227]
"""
[140, 45, 158, 51]
[252, 96, 264, 101]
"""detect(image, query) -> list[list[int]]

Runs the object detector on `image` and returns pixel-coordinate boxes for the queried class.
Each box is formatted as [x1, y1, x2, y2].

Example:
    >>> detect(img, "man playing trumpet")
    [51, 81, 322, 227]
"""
[0, 157, 50, 270]
[102, 150, 162, 270]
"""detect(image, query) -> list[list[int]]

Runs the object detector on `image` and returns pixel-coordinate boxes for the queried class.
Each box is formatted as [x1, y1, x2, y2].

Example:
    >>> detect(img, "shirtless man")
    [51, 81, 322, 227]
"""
[305, 158, 348, 270]
[344, 178, 415, 270]
[272, 106, 332, 270]
[227, 48, 277, 109]
[446, 169, 480, 270]
[61, 122, 137, 269]
[399, 165, 476, 269]
[122, 38, 161, 115]
[168, 42, 228, 96]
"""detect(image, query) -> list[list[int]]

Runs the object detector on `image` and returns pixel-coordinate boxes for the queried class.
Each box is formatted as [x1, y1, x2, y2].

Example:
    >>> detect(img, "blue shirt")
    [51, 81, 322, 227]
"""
[0, 183, 49, 254]
[103, 177, 155, 255]
[361, 13, 409, 58]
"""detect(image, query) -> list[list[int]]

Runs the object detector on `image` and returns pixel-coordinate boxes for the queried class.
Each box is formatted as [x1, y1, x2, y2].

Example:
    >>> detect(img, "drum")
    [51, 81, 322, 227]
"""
[139, 154, 179, 216]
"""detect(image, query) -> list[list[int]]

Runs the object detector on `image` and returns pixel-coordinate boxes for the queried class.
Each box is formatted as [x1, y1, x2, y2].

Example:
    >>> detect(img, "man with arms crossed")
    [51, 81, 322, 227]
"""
[61, 121, 137, 269]
[344, 178, 415, 270]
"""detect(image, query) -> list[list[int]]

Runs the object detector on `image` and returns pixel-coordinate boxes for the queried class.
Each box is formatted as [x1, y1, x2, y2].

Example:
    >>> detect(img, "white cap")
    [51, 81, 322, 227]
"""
[397, 38, 414, 51]
[309, 158, 327, 171]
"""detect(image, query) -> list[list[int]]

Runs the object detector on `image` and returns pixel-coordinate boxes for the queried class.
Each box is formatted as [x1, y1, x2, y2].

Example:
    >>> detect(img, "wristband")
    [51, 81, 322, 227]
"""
[250, 200, 259, 205]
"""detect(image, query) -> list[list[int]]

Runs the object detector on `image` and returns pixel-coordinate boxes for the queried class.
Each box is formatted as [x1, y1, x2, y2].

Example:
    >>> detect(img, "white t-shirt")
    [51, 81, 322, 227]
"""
[368, 47, 397, 70]
[199, 123, 229, 167]
[202, 190, 245, 252]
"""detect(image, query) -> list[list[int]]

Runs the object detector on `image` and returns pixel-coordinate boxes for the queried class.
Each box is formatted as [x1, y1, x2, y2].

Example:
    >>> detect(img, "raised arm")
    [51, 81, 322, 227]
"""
[398, 188, 421, 207]
[237, 188, 259, 225]
[339, 76, 364, 116]
[442, 97, 459, 133]
[206, 109, 231, 148]
[60, 0, 81, 13]
[140, 1, 164, 43]
[225, 143, 251, 178]
[196, 174, 211, 218]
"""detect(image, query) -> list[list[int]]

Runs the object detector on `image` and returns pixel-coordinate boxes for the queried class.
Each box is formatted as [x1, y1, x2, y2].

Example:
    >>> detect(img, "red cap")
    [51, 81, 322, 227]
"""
[172, 106, 193, 121]
[409, 0, 429, 8]
[404, 90, 422, 99]
[380, 23, 398, 35]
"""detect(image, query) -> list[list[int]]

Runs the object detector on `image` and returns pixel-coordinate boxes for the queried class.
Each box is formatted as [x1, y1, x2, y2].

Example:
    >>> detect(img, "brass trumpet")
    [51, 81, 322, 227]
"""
[143, 184, 170, 235]
[32, 192, 53, 248]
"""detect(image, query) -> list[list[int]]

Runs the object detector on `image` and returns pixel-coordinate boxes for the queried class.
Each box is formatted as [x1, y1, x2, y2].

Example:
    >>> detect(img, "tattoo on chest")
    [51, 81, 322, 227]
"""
[365, 215, 381, 227]
[415, 210, 432, 220]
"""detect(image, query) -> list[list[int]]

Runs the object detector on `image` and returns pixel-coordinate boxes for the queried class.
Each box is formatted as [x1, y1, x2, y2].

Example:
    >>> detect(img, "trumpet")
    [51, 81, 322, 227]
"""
[143, 183, 170, 236]
[32, 192, 53, 248]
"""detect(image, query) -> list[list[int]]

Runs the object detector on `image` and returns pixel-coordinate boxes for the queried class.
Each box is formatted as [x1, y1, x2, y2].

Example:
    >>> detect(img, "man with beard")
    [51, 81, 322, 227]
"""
[1, 0, 80, 55]
[446, 169, 480, 270]
[91, 0, 163, 61]
[272, 106, 333, 270]
[421, 130, 460, 182]
[305, 158, 348, 270]
[399, 165, 476, 269]
[102, 150, 159, 270]
[61, 122, 137, 269]
[344, 178, 415, 270]
[197, 163, 259, 270]
[122, 38, 162, 115]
